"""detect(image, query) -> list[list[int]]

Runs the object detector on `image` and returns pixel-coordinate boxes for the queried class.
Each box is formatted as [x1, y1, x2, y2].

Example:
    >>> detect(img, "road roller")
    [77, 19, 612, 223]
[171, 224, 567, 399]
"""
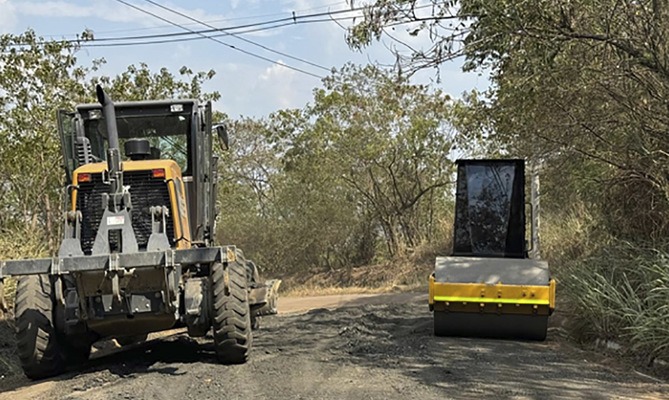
[428, 159, 555, 340]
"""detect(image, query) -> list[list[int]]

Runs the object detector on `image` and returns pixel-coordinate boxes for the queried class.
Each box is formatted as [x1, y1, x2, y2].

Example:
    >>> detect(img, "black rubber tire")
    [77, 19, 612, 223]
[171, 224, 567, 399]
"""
[211, 261, 252, 364]
[245, 260, 260, 286]
[15, 275, 65, 379]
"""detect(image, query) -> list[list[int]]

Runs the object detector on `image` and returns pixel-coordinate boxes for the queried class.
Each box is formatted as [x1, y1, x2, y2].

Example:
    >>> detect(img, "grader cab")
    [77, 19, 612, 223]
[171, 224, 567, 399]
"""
[0, 86, 279, 379]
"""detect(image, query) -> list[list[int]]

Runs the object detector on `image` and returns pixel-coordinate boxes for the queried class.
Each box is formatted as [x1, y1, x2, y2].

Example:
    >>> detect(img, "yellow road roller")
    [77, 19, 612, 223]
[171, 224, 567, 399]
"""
[429, 159, 555, 340]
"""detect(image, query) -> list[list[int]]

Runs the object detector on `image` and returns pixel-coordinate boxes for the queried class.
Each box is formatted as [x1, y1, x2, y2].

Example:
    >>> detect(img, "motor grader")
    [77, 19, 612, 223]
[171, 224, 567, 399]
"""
[0, 86, 279, 379]
[429, 159, 556, 340]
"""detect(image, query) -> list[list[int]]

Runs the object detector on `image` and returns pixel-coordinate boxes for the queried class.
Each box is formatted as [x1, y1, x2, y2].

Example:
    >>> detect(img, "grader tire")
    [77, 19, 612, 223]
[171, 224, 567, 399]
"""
[211, 261, 252, 364]
[15, 275, 65, 379]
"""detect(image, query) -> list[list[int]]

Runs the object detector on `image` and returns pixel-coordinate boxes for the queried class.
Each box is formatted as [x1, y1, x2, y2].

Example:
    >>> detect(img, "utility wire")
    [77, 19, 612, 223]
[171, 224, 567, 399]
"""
[21, 5, 370, 47]
[142, 0, 330, 72]
[11, 3, 438, 47]
[114, 0, 324, 79]
[44, 0, 350, 38]
[77, 17, 361, 48]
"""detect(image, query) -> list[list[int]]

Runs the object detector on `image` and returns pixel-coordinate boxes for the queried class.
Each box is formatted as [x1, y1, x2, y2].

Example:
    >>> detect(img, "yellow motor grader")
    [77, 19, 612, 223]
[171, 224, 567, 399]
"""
[429, 159, 556, 340]
[0, 86, 279, 379]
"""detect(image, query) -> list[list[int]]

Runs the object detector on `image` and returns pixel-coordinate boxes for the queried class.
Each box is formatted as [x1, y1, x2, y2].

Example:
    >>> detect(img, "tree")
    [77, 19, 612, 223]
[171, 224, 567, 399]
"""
[350, 1, 669, 238]
[216, 64, 457, 273]
[0, 30, 219, 257]
[302, 64, 455, 256]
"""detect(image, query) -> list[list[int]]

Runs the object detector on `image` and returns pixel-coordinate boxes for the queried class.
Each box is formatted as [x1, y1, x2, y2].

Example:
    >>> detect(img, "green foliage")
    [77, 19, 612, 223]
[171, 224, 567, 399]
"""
[0, 30, 218, 260]
[94, 63, 220, 102]
[218, 64, 457, 273]
[0, 31, 88, 253]
[350, 1, 669, 357]
[354, 1, 669, 235]
[560, 242, 669, 362]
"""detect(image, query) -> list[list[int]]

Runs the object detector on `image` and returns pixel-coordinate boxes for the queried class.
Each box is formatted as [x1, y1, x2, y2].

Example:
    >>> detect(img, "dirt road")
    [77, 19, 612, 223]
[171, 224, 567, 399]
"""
[1, 293, 668, 400]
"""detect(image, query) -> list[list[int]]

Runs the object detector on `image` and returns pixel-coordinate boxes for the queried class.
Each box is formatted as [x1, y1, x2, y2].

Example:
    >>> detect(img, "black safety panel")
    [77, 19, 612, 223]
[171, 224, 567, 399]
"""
[452, 160, 526, 258]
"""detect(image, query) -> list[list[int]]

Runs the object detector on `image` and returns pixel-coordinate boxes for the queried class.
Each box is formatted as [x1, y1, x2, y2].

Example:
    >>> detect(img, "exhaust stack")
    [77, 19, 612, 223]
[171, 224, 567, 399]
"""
[96, 85, 124, 208]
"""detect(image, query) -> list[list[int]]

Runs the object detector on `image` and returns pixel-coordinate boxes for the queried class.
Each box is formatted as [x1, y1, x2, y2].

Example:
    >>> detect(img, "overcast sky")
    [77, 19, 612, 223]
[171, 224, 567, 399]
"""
[0, 0, 489, 118]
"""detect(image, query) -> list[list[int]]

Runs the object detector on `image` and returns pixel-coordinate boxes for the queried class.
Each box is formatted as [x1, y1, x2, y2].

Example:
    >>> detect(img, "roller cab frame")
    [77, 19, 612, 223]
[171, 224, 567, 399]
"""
[429, 159, 555, 340]
[0, 86, 279, 379]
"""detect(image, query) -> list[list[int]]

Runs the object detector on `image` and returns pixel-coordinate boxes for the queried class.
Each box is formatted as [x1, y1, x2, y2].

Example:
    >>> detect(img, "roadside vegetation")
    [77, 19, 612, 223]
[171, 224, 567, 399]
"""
[347, 0, 669, 367]
[2, 0, 669, 376]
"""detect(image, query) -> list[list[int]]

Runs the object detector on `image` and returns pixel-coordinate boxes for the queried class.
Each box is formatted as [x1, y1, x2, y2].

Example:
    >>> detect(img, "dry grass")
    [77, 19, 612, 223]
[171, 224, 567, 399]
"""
[2, 278, 16, 312]
[541, 204, 606, 273]
[279, 253, 434, 297]
[560, 243, 669, 362]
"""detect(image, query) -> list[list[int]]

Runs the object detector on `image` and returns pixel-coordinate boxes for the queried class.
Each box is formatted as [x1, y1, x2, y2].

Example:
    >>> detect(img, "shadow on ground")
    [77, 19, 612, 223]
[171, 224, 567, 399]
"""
[0, 334, 219, 393]
[1, 296, 667, 399]
[258, 299, 667, 400]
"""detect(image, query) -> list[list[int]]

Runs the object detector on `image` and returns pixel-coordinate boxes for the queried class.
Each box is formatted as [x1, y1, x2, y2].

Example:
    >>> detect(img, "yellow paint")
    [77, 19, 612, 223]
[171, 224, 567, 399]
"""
[428, 273, 435, 305]
[428, 276, 555, 311]
[71, 160, 191, 249]
[434, 295, 549, 305]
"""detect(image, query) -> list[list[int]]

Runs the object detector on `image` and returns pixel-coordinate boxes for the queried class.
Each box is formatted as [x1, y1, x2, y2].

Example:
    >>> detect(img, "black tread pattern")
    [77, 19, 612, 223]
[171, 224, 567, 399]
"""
[15, 275, 65, 379]
[211, 260, 252, 364]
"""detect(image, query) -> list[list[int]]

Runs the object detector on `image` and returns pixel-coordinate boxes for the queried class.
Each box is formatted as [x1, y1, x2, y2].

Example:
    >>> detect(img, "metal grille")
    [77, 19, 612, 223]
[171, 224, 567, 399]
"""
[77, 171, 175, 254]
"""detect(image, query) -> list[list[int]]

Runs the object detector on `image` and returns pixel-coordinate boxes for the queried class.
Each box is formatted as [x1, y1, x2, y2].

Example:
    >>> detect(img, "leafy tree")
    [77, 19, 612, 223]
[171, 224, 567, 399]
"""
[350, 1, 669, 238]
[219, 64, 456, 274]
[301, 64, 455, 256]
[0, 30, 219, 257]
[0, 31, 90, 251]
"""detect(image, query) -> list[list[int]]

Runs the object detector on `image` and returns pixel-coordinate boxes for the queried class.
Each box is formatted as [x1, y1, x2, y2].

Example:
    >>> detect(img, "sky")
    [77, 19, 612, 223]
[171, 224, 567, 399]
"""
[0, 0, 489, 118]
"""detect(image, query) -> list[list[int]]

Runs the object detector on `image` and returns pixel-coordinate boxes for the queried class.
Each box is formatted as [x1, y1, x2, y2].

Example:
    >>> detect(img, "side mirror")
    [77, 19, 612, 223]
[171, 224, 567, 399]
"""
[215, 125, 229, 151]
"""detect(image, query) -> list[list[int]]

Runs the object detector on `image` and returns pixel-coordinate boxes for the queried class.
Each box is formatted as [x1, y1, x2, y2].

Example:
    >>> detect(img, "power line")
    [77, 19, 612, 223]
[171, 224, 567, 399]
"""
[43, 1, 351, 38]
[3, 14, 365, 49]
[78, 16, 360, 48]
[27, 5, 369, 47]
[141, 0, 330, 72]
[6, 2, 445, 52]
[114, 0, 324, 79]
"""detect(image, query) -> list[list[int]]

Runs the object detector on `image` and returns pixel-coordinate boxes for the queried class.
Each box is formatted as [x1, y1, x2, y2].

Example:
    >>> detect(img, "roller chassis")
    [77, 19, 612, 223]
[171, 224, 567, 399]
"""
[429, 159, 555, 341]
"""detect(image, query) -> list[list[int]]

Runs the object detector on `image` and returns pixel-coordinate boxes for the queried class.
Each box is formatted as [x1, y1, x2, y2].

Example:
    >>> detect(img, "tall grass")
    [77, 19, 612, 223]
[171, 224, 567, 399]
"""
[541, 206, 669, 362]
[542, 203, 669, 361]
[554, 235, 669, 362]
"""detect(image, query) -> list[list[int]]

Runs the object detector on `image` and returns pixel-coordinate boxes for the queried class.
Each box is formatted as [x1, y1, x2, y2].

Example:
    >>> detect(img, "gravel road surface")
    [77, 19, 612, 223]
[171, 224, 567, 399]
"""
[0, 293, 667, 400]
